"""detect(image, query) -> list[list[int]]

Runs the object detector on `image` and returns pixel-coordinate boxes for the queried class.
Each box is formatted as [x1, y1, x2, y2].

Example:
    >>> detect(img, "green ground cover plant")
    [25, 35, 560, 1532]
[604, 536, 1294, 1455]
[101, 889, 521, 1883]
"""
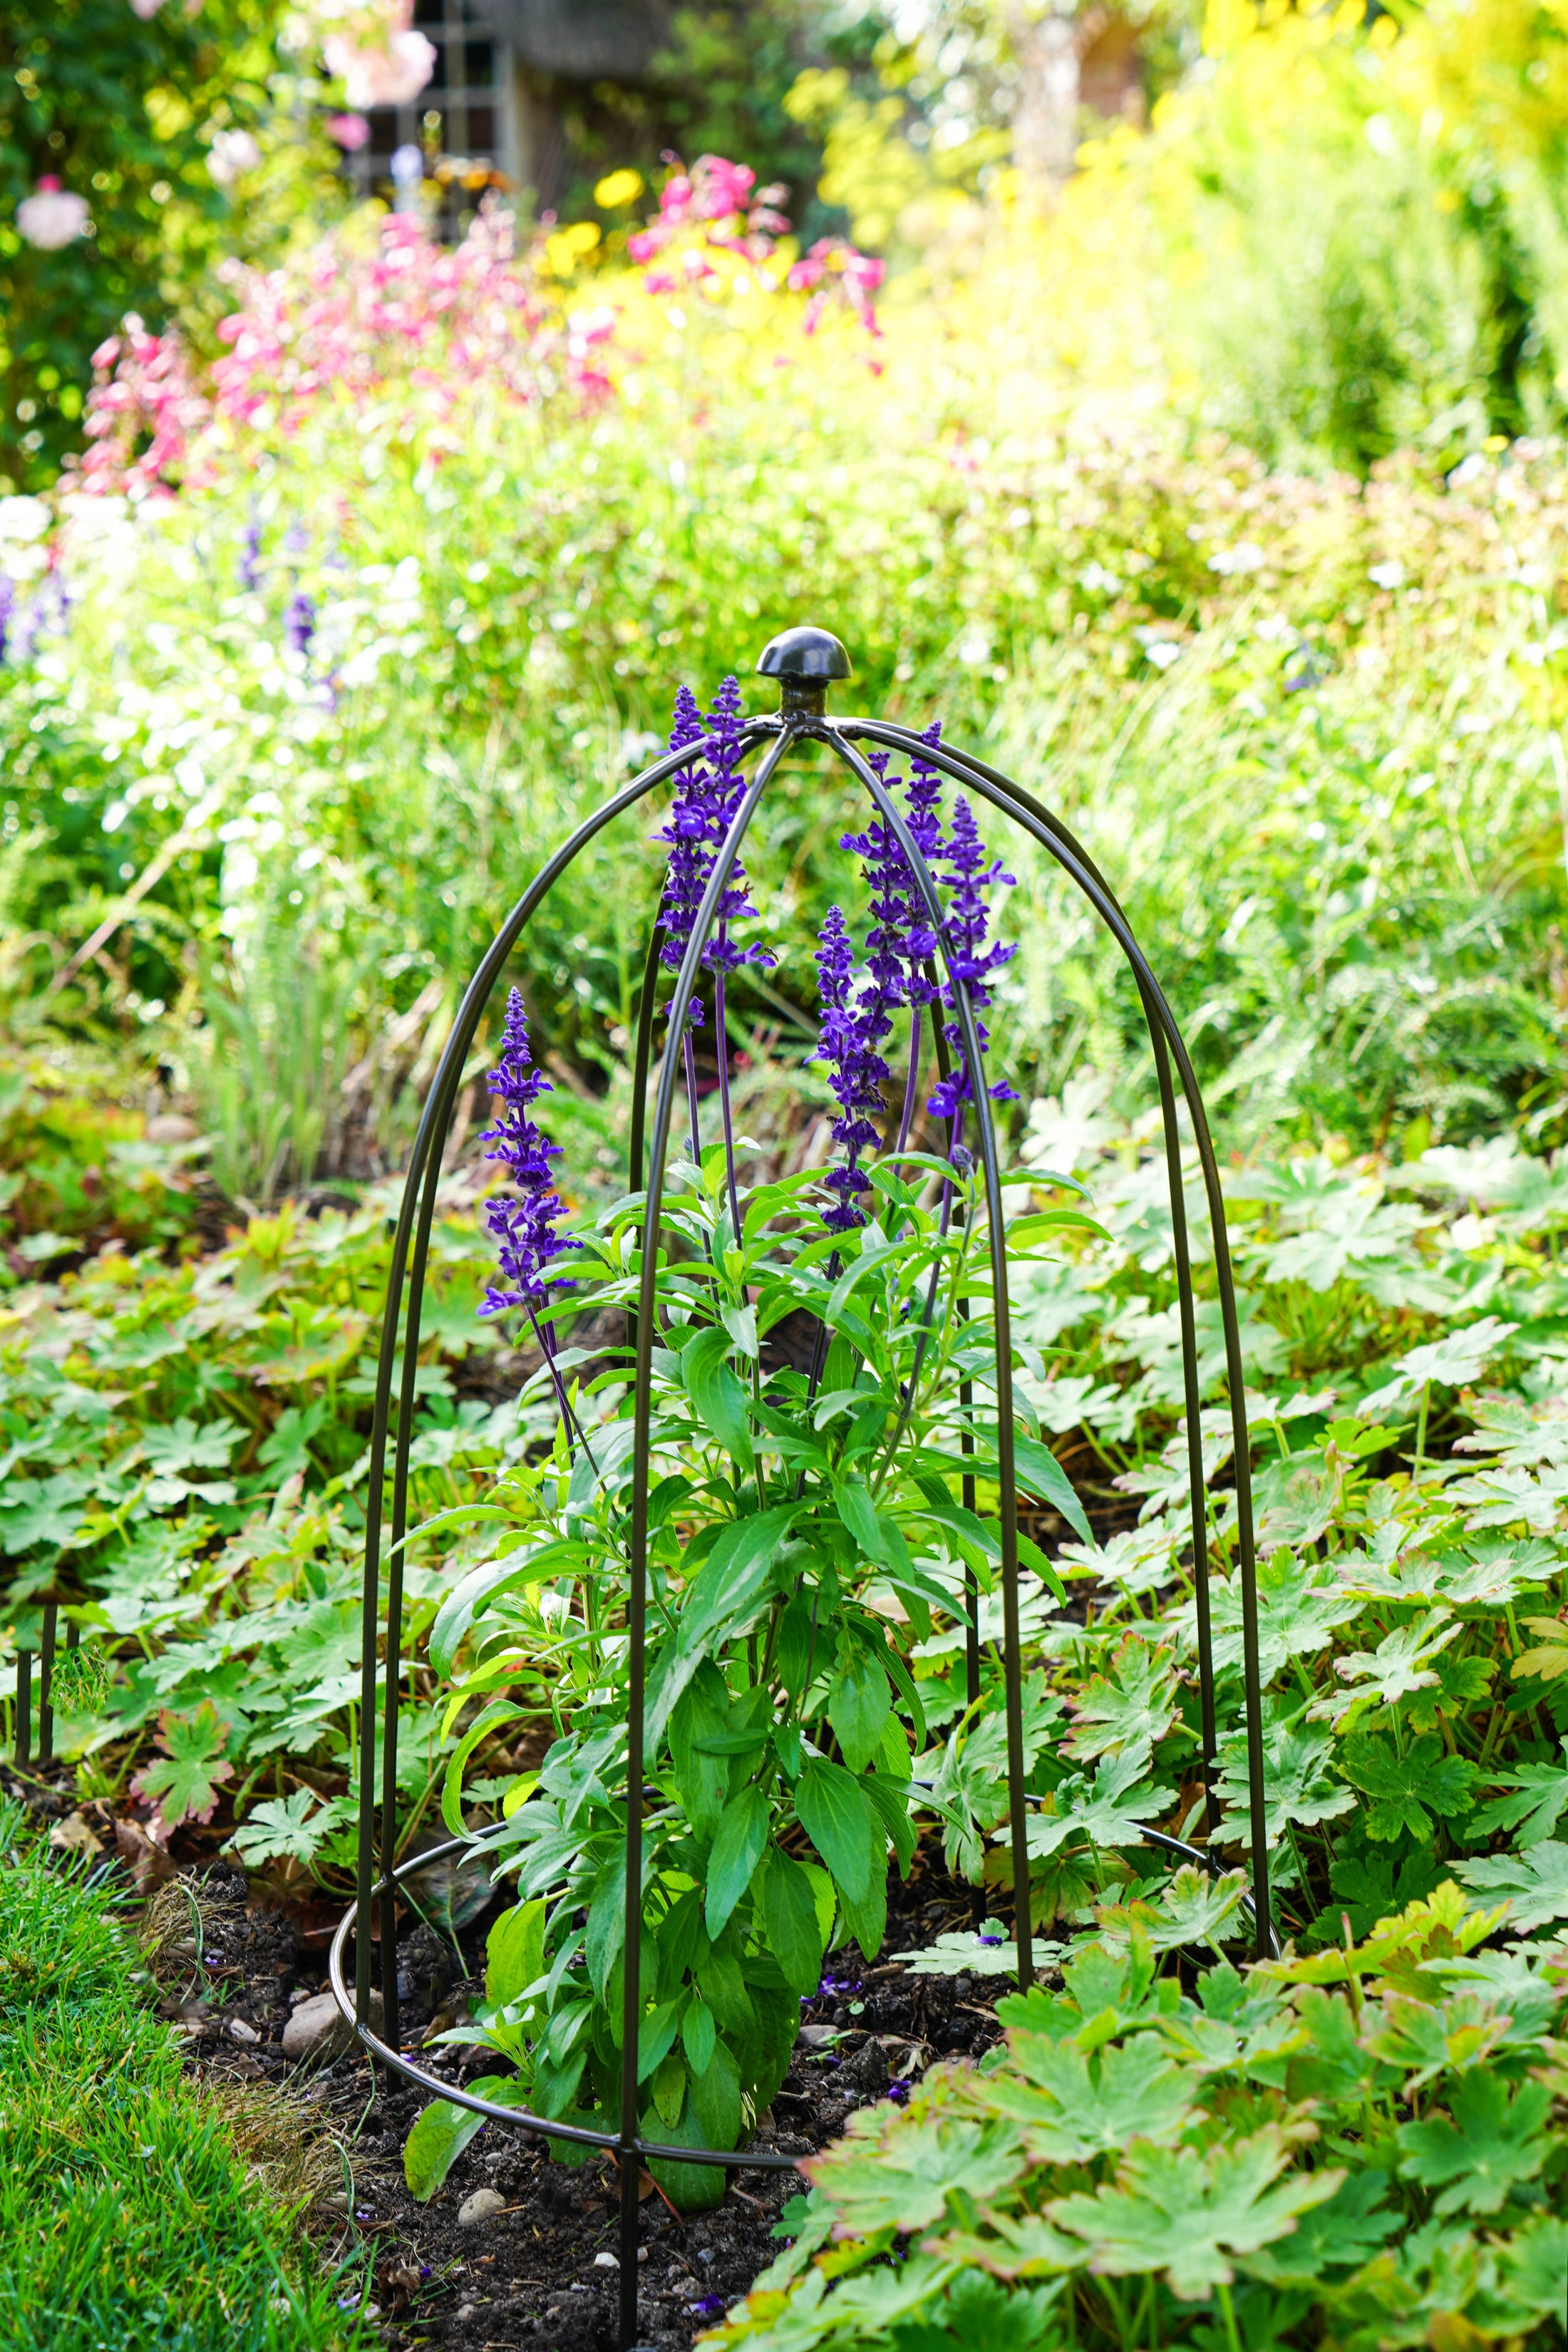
[0, 1802, 363, 2351]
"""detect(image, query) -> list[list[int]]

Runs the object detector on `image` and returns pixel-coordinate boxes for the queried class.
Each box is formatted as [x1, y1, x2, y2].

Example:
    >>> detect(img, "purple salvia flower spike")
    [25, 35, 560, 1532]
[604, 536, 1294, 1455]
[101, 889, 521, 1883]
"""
[284, 589, 316, 659]
[813, 904, 894, 1231]
[927, 795, 1020, 1123]
[478, 987, 579, 1326]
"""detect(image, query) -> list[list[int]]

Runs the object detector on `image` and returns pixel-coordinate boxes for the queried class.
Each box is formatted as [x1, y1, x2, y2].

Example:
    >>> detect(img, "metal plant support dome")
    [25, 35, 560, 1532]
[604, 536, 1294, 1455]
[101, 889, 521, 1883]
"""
[327, 624, 1274, 2352]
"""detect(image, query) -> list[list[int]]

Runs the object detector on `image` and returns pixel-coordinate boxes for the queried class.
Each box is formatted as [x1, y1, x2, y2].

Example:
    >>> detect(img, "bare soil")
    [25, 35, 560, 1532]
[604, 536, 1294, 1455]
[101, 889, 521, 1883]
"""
[9, 1780, 1006, 2352]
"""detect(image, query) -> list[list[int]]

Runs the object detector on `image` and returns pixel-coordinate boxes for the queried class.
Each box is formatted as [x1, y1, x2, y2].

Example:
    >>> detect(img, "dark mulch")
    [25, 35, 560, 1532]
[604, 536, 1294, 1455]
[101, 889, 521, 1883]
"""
[147, 1850, 1006, 2352]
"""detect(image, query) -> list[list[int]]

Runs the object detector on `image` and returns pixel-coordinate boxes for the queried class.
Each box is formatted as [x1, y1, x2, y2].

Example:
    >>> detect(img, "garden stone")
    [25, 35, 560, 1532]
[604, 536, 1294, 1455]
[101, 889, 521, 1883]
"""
[458, 2188, 506, 2227]
[282, 1989, 381, 2061]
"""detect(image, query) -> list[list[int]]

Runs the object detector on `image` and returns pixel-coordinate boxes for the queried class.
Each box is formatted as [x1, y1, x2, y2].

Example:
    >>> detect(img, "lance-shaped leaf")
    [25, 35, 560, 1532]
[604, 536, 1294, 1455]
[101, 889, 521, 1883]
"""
[705, 1783, 768, 1940]
[795, 1758, 880, 1905]
[405, 2077, 536, 2201]
[681, 1326, 753, 1464]
[1048, 2126, 1343, 2301]
[1023, 1745, 1174, 1861]
[676, 1505, 796, 1658]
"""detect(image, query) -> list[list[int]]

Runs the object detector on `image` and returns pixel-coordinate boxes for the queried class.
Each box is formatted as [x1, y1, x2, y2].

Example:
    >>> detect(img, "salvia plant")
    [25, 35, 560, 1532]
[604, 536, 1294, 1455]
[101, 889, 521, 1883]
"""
[404, 680, 1097, 2209]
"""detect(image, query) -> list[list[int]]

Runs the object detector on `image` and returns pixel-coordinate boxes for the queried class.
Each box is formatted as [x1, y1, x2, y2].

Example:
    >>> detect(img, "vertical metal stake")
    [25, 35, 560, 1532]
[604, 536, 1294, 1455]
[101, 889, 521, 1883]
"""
[14, 1649, 31, 1769]
[38, 1604, 56, 1768]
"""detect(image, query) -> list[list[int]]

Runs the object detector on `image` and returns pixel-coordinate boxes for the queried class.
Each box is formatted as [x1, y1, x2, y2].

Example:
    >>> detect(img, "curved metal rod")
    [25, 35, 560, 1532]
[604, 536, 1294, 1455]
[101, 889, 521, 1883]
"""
[355, 717, 779, 2029]
[841, 718, 1269, 1953]
[326, 1827, 800, 2168]
[620, 726, 798, 2311]
[857, 723, 1220, 1823]
[817, 728, 1036, 1987]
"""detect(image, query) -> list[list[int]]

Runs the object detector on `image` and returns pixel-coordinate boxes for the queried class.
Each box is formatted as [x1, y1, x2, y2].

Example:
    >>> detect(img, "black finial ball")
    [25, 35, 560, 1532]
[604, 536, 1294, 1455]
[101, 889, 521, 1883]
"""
[756, 624, 851, 715]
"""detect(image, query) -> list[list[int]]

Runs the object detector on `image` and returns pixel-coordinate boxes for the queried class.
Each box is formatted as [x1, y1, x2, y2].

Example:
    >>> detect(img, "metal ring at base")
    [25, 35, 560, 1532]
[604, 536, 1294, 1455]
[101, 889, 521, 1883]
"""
[325, 1825, 803, 2172]
[324, 1818, 1281, 2149]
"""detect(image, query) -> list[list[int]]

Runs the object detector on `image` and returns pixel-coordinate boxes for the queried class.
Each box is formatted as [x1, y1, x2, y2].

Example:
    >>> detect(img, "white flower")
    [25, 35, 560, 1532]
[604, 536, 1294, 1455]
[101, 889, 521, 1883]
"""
[323, 27, 435, 108]
[208, 129, 262, 187]
[0, 496, 51, 545]
[16, 179, 91, 251]
[1208, 540, 1266, 577]
[1368, 559, 1405, 589]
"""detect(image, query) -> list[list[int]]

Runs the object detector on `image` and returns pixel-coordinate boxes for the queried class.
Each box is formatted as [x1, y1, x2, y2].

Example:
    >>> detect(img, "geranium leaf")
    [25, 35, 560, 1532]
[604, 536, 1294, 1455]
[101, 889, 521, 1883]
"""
[1339, 1733, 1475, 1844]
[1397, 2073, 1552, 2216]
[1048, 2125, 1343, 2299]
[130, 1701, 235, 1830]
[1455, 1837, 1568, 1930]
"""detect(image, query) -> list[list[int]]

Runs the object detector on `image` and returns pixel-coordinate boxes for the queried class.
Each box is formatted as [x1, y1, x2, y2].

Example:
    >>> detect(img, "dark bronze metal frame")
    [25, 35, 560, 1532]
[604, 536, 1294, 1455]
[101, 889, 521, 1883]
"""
[306, 629, 1274, 2352]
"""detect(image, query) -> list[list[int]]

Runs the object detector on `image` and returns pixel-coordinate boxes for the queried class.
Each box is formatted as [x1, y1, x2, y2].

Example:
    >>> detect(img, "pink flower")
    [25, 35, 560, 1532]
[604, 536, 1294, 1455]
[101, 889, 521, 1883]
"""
[327, 112, 371, 150]
[16, 178, 91, 251]
[129, 0, 166, 16]
[208, 129, 262, 187]
[323, 26, 435, 109]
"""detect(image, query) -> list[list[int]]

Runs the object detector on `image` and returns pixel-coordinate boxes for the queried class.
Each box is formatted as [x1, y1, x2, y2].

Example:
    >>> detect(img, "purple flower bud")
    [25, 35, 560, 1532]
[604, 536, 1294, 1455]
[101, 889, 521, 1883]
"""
[478, 987, 578, 1324]
[812, 905, 893, 1231]
[237, 515, 262, 593]
[652, 676, 775, 1024]
[284, 589, 315, 659]
[927, 798, 1018, 1123]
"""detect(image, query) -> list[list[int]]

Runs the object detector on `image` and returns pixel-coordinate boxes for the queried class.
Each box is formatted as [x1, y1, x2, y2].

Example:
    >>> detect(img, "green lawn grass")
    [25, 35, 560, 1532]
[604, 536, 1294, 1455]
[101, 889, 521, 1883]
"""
[0, 1807, 361, 2352]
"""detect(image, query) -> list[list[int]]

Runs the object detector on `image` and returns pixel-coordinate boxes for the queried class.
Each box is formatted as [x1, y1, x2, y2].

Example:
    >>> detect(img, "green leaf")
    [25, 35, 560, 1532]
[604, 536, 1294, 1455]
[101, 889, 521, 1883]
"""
[1456, 1837, 1568, 1930]
[1025, 1747, 1173, 1861]
[986, 2031, 1197, 2162]
[991, 1426, 1093, 1546]
[681, 1996, 716, 2078]
[637, 1998, 684, 2084]
[805, 2113, 1025, 2237]
[129, 1702, 234, 1830]
[1397, 2073, 1552, 2216]
[761, 1848, 825, 1994]
[682, 1326, 753, 1463]
[486, 1899, 546, 2008]
[1340, 1733, 1476, 1844]
[678, 1505, 796, 1656]
[688, 2031, 743, 2150]
[403, 2095, 486, 2202]
[705, 1783, 768, 1941]
[834, 1481, 911, 1579]
[230, 1788, 349, 1869]
[795, 1758, 880, 1905]
[1470, 1739, 1568, 1846]
[585, 1857, 626, 2001]
[1049, 2125, 1343, 2300]
[1314, 1609, 1465, 1728]
[837, 1869, 887, 1961]
[827, 1646, 892, 1775]
[1242, 2170, 1400, 2284]
[404, 2078, 535, 2202]
[651, 2046, 686, 2128]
